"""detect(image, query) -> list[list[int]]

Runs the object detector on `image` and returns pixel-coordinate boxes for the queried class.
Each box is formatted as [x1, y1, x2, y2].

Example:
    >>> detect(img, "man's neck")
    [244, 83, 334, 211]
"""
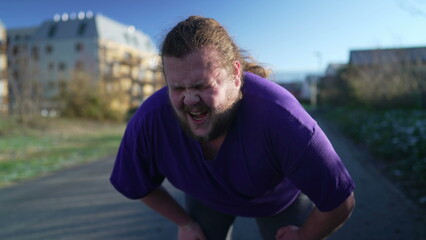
[199, 133, 226, 161]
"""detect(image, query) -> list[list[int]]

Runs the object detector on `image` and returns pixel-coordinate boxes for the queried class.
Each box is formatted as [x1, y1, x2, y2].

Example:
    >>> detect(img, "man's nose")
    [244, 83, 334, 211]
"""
[183, 90, 200, 106]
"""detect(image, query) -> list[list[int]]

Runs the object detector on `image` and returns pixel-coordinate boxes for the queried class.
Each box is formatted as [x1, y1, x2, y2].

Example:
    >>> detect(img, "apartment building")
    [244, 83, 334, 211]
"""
[7, 12, 163, 115]
[350, 47, 426, 68]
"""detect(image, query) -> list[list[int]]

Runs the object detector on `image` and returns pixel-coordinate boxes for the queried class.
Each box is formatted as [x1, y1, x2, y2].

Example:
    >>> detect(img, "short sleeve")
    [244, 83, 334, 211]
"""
[285, 125, 355, 211]
[110, 114, 165, 200]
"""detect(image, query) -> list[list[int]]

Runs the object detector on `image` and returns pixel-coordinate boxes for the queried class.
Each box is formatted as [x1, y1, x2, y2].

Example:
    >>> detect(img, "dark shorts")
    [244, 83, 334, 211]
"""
[185, 193, 314, 240]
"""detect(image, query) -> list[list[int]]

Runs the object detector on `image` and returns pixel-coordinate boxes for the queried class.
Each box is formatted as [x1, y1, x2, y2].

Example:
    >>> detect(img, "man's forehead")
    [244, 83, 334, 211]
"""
[163, 46, 229, 87]
[168, 75, 212, 87]
[165, 51, 220, 68]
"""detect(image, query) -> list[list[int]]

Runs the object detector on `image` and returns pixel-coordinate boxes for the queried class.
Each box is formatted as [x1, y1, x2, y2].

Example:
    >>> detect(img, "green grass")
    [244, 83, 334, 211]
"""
[320, 107, 426, 207]
[0, 117, 125, 188]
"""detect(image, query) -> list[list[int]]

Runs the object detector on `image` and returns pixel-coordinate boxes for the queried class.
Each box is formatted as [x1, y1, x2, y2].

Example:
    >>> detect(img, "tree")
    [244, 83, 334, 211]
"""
[8, 63, 41, 124]
[347, 62, 421, 109]
[318, 65, 357, 107]
[59, 70, 127, 121]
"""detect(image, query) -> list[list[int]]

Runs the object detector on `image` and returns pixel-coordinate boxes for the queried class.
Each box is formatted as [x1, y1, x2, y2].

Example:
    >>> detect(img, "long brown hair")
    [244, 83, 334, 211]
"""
[161, 16, 270, 79]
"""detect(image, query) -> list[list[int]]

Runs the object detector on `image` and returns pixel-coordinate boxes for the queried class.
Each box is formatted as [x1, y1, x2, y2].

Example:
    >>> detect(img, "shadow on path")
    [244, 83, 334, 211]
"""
[0, 155, 259, 240]
[0, 116, 425, 239]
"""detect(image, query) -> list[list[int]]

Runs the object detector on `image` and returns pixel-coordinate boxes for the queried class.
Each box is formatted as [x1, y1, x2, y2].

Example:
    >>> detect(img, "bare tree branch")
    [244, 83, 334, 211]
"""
[394, 0, 426, 18]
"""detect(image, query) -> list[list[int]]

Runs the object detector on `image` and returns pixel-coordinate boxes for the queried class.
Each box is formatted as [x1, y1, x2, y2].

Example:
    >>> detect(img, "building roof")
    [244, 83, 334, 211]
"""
[325, 63, 345, 76]
[349, 47, 426, 66]
[95, 14, 156, 53]
[32, 14, 156, 53]
[6, 27, 38, 42]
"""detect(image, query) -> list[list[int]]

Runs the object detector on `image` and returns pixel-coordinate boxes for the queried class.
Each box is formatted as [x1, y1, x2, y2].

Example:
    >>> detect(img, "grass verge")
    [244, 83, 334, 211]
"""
[0, 117, 125, 188]
[319, 107, 426, 208]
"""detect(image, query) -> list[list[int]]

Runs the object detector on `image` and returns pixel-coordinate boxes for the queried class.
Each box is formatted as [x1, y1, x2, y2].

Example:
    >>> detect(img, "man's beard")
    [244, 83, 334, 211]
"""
[175, 95, 241, 143]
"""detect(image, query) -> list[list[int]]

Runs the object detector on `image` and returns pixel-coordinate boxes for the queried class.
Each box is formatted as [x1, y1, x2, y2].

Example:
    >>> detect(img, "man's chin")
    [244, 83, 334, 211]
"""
[177, 108, 236, 143]
[192, 135, 210, 143]
[189, 129, 211, 142]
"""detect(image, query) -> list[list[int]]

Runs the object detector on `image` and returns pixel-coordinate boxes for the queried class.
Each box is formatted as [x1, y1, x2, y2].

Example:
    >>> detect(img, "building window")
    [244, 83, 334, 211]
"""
[31, 46, 39, 60]
[48, 62, 54, 71]
[48, 24, 58, 38]
[14, 35, 21, 41]
[58, 62, 67, 71]
[124, 33, 130, 44]
[133, 37, 139, 46]
[13, 70, 19, 79]
[45, 45, 53, 54]
[75, 42, 84, 52]
[12, 46, 19, 56]
[77, 23, 87, 36]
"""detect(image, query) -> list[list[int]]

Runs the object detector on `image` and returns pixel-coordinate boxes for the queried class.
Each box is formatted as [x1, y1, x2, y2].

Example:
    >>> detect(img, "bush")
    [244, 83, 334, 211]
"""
[349, 65, 420, 108]
[319, 64, 426, 109]
[323, 107, 426, 205]
[59, 72, 127, 121]
[318, 65, 357, 107]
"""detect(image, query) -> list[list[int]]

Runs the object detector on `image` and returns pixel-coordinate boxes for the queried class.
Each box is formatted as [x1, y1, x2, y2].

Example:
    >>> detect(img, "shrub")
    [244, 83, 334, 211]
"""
[346, 64, 423, 109]
[318, 65, 357, 107]
[323, 107, 426, 205]
[59, 71, 127, 121]
[319, 63, 426, 110]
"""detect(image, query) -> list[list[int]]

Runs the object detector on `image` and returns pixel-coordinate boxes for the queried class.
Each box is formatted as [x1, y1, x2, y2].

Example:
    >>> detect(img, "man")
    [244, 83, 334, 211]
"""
[110, 16, 355, 240]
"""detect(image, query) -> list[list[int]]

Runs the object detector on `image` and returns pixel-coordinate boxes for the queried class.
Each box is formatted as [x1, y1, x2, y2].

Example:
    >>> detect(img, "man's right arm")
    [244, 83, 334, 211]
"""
[140, 186, 206, 240]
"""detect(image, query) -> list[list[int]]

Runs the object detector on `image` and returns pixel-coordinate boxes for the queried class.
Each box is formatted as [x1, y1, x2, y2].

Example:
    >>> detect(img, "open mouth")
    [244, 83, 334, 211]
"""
[189, 111, 208, 122]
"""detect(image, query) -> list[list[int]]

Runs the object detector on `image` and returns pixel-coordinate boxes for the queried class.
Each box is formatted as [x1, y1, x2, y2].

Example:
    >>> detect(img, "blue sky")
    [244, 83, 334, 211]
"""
[1, 0, 426, 75]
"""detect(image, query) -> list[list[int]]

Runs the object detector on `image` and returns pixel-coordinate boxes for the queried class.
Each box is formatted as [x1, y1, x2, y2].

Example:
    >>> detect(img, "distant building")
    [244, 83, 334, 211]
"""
[324, 63, 345, 77]
[272, 71, 319, 102]
[6, 13, 163, 116]
[316, 63, 350, 106]
[349, 47, 426, 68]
[0, 20, 7, 113]
[318, 63, 346, 88]
[301, 75, 320, 105]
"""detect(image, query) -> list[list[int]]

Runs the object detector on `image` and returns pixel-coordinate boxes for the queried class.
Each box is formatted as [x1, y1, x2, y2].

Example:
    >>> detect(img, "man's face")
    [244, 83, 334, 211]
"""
[163, 47, 241, 142]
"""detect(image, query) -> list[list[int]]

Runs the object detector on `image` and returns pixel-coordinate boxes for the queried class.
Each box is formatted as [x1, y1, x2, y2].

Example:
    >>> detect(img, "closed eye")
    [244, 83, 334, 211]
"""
[197, 83, 214, 90]
[171, 86, 185, 92]
[193, 84, 207, 90]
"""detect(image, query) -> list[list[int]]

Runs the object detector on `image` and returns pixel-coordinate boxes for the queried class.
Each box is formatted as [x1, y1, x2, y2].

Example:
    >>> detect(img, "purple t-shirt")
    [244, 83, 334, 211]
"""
[110, 72, 355, 217]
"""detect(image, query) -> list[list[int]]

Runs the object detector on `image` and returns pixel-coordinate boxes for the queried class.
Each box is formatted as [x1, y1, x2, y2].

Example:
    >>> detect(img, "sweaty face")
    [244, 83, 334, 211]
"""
[164, 47, 242, 142]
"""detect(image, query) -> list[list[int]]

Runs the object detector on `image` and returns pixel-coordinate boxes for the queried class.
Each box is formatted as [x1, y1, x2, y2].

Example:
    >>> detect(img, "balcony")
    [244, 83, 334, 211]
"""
[0, 46, 6, 54]
[0, 70, 7, 79]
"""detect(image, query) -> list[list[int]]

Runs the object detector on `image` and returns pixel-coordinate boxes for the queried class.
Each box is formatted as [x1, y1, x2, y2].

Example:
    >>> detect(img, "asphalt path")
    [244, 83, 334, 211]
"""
[0, 117, 425, 240]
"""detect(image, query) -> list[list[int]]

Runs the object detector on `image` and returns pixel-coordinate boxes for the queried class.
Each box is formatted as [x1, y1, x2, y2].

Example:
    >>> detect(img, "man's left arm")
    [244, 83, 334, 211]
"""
[275, 192, 355, 240]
